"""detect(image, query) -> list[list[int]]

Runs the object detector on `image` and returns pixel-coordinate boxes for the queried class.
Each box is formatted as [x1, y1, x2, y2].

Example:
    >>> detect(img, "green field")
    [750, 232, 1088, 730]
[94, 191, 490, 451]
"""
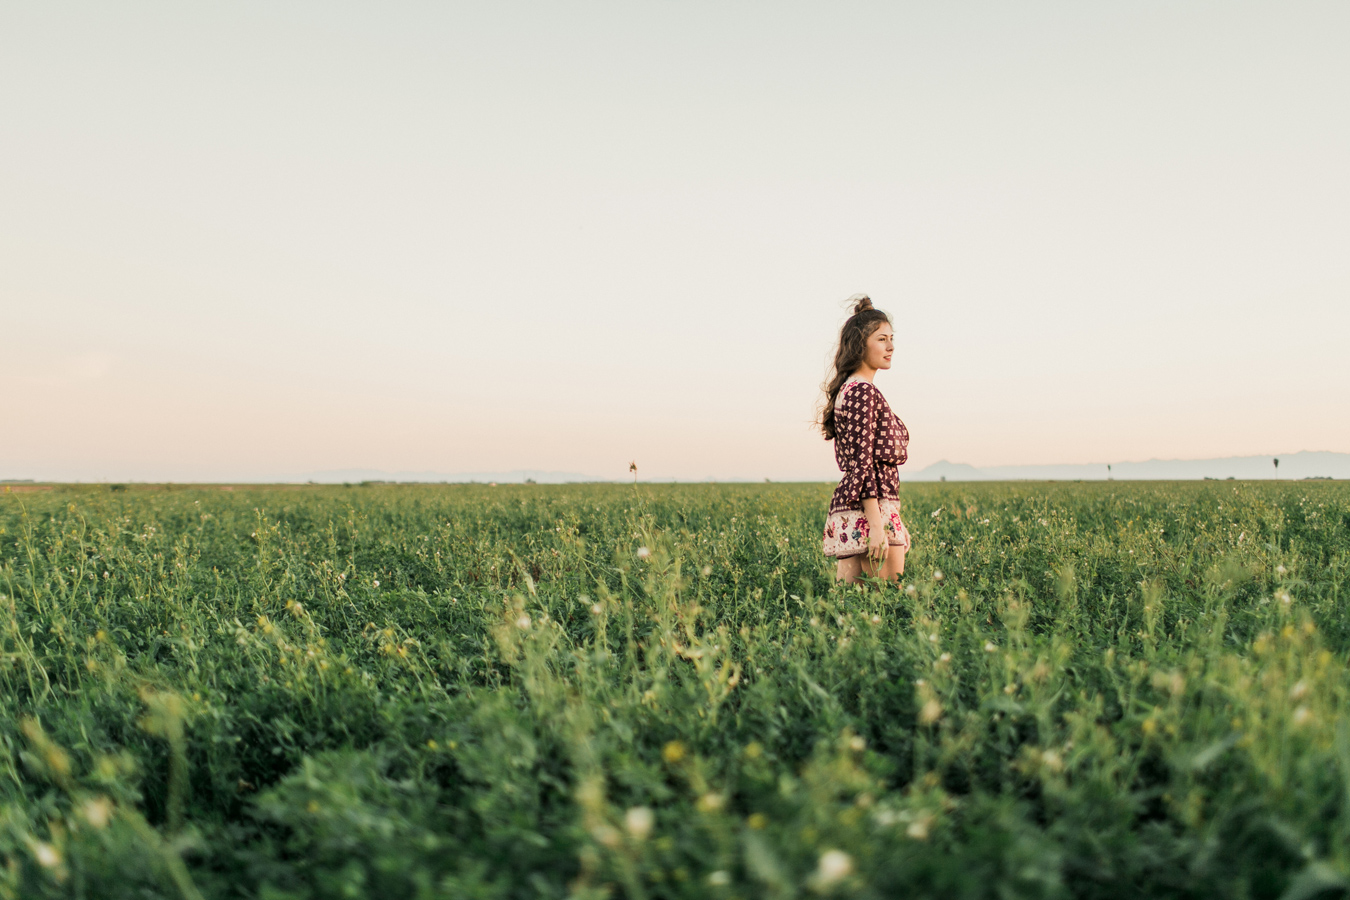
[1, 481, 1348, 899]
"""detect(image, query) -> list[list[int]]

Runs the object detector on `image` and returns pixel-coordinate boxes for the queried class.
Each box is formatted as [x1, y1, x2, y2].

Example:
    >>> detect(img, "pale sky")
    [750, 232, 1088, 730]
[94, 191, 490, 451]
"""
[3, 2, 1347, 482]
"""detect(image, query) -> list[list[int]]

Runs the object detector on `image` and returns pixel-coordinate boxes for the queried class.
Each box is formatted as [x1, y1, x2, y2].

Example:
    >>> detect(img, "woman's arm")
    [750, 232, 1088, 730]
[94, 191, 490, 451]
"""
[853, 386, 888, 563]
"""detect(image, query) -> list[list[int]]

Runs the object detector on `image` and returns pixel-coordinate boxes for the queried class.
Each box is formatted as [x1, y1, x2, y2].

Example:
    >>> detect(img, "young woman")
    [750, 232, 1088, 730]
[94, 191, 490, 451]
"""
[820, 294, 911, 584]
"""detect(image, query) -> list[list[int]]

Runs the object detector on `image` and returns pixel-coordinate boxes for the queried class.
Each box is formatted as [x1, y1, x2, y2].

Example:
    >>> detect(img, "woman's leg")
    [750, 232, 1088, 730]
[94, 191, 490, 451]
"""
[862, 546, 905, 582]
[836, 547, 905, 584]
[835, 555, 864, 583]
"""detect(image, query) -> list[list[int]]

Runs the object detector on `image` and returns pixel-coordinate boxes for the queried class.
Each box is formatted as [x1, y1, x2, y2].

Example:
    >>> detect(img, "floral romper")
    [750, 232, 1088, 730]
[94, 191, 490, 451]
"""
[822, 379, 911, 559]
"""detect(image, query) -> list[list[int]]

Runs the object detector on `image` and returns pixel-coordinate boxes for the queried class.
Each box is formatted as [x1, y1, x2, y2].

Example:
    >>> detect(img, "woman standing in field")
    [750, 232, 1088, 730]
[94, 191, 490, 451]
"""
[820, 294, 910, 584]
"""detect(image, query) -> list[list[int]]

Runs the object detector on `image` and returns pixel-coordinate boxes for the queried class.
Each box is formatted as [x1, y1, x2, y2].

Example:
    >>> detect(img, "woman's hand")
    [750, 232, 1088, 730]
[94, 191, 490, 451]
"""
[867, 531, 889, 564]
[861, 498, 888, 565]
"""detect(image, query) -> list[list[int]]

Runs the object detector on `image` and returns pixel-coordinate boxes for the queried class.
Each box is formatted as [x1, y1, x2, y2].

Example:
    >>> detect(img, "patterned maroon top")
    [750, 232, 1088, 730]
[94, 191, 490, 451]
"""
[828, 380, 909, 515]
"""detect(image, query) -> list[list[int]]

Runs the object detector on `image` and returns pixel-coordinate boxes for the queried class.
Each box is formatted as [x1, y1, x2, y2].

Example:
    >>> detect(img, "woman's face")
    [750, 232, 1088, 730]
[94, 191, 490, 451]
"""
[863, 323, 894, 371]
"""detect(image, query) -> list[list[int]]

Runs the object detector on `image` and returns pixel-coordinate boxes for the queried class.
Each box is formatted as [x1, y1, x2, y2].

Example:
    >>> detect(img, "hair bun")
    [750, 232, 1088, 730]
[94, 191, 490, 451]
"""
[846, 293, 873, 315]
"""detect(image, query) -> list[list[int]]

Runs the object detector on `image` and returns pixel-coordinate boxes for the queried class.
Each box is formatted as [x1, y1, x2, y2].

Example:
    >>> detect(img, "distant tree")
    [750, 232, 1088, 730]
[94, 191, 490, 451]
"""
[1274, 458, 1280, 476]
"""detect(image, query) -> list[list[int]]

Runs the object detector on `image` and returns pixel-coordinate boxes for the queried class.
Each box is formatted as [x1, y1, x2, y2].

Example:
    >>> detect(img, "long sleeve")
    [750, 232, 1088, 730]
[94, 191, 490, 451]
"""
[852, 386, 881, 501]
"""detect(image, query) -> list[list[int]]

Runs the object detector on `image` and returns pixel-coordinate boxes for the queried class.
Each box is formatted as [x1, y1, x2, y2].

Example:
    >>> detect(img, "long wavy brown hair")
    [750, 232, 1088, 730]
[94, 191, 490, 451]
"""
[819, 295, 891, 440]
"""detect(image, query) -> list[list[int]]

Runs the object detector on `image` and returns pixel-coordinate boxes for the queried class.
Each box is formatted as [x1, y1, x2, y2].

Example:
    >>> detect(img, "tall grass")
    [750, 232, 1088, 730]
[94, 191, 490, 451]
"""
[0, 480, 1348, 898]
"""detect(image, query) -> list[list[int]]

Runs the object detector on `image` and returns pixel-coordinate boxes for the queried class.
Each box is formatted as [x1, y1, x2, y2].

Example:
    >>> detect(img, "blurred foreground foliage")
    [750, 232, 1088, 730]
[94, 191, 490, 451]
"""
[1, 480, 1349, 899]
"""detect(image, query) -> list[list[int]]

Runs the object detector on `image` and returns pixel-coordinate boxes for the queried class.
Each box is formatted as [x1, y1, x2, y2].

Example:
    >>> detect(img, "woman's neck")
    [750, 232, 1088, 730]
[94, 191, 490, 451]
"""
[851, 366, 877, 383]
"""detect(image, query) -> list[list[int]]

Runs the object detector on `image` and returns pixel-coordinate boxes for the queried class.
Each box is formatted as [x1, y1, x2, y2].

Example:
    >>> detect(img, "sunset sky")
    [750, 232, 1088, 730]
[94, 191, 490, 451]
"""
[3, 2, 1347, 482]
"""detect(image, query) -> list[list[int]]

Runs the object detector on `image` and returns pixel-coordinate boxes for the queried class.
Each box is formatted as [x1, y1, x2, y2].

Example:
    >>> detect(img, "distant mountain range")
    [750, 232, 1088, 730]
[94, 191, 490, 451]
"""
[903, 451, 1349, 482]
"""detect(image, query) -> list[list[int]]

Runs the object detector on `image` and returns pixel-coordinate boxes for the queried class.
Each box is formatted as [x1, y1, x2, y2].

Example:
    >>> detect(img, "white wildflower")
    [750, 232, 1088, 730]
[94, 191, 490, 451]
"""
[697, 792, 725, 812]
[82, 797, 113, 828]
[516, 614, 532, 630]
[624, 806, 653, 840]
[815, 849, 853, 886]
[33, 842, 60, 868]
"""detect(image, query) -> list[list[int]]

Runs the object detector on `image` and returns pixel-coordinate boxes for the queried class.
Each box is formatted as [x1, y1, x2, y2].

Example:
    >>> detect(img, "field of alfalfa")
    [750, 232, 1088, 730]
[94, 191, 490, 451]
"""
[1, 480, 1349, 900]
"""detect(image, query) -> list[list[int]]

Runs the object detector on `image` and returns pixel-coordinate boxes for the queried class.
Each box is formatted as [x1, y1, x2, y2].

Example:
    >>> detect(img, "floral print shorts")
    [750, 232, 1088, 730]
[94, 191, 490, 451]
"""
[822, 500, 911, 559]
